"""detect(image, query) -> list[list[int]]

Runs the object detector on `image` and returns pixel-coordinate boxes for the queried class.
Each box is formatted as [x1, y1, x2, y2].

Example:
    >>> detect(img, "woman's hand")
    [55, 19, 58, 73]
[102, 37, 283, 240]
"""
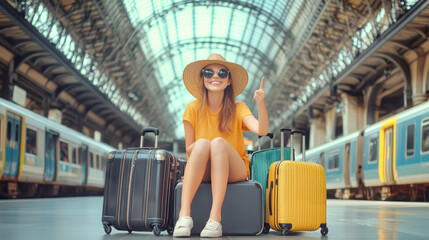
[253, 77, 265, 104]
[243, 76, 269, 136]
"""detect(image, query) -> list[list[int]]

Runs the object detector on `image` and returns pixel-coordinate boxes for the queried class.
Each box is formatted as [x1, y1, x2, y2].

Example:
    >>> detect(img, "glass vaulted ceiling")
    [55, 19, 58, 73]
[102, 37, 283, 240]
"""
[123, 0, 307, 138]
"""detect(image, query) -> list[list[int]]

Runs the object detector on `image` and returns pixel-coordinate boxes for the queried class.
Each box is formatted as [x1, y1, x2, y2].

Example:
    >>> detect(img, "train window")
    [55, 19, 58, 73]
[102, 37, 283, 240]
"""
[89, 152, 94, 168]
[15, 123, 19, 141]
[7, 121, 11, 141]
[327, 151, 339, 170]
[406, 124, 415, 157]
[60, 141, 69, 162]
[102, 153, 108, 170]
[72, 146, 77, 164]
[422, 121, 429, 153]
[25, 128, 37, 155]
[97, 155, 101, 169]
[76, 147, 80, 165]
[368, 137, 378, 163]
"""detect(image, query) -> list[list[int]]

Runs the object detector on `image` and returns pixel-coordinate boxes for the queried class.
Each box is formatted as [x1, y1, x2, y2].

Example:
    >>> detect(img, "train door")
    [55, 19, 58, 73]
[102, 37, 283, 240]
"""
[383, 127, 395, 184]
[4, 112, 22, 178]
[44, 130, 58, 181]
[81, 144, 88, 184]
[343, 143, 351, 187]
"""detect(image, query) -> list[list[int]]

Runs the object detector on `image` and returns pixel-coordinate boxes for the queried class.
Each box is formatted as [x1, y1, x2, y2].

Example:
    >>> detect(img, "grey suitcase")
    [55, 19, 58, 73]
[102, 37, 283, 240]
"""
[102, 127, 179, 236]
[173, 180, 264, 235]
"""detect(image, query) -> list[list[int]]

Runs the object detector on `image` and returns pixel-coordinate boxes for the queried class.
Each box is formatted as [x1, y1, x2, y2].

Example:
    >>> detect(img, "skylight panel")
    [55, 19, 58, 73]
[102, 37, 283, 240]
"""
[165, 13, 178, 43]
[212, 7, 233, 39]
[171, 55, 183, 80]
[158, 61, 175, 87]
[196, 49, 211, 61]
[194, 10, 213, 38]
[148, 27, 166, 55]
[122, 0, 314, 137]
[181, 51, 195, 70]
[228, 11, 247, 41]
[176, 8, 193, 40]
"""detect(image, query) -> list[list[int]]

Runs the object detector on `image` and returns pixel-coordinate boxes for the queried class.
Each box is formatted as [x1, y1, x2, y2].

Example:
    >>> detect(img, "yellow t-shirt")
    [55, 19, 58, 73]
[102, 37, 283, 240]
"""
[183, 100, 253, 176]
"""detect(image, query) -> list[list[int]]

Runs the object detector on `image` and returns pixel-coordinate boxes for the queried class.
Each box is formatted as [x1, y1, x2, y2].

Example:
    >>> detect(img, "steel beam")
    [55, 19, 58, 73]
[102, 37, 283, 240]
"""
[0, 0, 142, 132]
[280, 0, 429, 128]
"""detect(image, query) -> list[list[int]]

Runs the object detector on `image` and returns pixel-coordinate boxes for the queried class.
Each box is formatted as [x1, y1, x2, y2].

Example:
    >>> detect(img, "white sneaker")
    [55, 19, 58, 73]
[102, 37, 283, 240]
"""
[173, 216, 193, 237]
[200, 219, 222, 238]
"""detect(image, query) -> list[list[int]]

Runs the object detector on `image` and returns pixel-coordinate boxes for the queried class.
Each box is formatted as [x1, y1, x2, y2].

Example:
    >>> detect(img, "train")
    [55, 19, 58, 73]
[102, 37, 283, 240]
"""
[0, 97, 115, 198]
[297, 101, 429, 201]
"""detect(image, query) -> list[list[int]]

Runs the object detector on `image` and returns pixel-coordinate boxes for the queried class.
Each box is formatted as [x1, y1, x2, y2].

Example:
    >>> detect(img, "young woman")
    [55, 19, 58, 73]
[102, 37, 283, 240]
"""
[173, 53, 269, 238]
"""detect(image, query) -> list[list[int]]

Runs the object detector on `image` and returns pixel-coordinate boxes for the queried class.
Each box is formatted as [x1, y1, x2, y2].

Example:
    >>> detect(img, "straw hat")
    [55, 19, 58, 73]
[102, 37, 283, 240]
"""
[183, 53, 248, 99]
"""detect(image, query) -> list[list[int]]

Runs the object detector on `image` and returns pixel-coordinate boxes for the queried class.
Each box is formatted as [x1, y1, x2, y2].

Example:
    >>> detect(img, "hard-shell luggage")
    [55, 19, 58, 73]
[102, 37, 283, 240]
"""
[102, 127, 180, 236]
[250, 132, 291, 227]
[173, 181, 264, 235]
[265, 129, 328, 236]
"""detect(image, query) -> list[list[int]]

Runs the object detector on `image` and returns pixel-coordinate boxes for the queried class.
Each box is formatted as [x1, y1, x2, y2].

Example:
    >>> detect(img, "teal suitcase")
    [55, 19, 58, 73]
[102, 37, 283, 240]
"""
[250, 130, 291, 226]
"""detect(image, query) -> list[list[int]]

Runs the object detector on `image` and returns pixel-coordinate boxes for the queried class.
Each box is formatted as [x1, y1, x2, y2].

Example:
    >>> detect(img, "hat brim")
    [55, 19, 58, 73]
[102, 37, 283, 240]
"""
[183, 59, 248, 99]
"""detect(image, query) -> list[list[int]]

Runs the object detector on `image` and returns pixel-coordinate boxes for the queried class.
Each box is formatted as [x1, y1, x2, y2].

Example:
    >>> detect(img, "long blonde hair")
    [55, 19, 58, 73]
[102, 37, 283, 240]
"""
[199, 77, 236, 132]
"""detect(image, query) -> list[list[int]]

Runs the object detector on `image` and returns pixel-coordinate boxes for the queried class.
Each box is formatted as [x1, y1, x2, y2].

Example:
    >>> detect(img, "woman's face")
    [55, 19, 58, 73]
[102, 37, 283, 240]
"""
[202, 64, 231, 94]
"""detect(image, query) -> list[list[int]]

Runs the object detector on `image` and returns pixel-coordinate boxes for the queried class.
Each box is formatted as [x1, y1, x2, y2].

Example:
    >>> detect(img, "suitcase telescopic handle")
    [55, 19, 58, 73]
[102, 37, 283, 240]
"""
[257, 132, 274, 150]
[140, 127, 159, 148]
[280, 128, 292, 161]
[291, 130, 306, 162]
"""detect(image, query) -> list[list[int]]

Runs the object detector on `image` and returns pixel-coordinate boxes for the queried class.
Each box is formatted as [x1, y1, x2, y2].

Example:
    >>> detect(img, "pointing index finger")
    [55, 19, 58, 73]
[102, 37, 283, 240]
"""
[259, 77, 265, 90]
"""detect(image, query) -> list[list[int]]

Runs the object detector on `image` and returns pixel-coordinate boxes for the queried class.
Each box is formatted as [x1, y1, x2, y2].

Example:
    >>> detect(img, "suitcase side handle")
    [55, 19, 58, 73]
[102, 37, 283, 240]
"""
[268, 181, 273, 216]
[280, 128, 292, 161]
[257, 132, 274, 150]
[140, 127, 159, 148]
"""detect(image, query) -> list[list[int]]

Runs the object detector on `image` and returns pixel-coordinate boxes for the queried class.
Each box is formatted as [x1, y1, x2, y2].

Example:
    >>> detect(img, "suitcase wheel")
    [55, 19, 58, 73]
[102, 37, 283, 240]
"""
[153, 224, 161, 236]
[103, 224, 112, 235]
[263, 222, 270, 234]
[167, 225, 174, 235]
[321, 226, 328, 236]
[282, 228, 289, 236]
[280, 224, 291, 236]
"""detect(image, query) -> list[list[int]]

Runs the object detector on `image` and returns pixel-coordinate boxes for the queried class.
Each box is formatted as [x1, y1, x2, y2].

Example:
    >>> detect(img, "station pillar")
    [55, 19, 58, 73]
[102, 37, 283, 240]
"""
[410, 52, 429, 104]
[341, 93, 364, 135]
[309, 117, 325, 149]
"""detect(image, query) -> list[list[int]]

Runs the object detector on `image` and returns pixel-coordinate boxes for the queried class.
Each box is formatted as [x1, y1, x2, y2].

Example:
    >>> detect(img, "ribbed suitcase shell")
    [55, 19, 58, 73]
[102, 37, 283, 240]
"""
[173, 181, 264, 235]
[102, 148, 177, 234]
[266, 161, 326, 232]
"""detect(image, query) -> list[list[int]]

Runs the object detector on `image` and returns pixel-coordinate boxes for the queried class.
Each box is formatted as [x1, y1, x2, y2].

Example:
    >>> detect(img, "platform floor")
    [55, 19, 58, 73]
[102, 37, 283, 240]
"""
[0, 197, 428, 240]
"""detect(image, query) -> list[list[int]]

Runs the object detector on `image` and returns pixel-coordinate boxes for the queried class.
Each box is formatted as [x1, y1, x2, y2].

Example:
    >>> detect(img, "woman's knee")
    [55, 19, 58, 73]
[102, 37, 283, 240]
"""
[188, 139, 210, 163]
[210, 137, 228, 149]
[195, 138, 210, 148]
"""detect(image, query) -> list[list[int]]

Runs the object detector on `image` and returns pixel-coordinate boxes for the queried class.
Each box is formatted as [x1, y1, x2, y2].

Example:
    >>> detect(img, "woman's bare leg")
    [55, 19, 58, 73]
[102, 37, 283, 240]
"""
[208, 137, 247, 222]
[179, 138, 211, 218]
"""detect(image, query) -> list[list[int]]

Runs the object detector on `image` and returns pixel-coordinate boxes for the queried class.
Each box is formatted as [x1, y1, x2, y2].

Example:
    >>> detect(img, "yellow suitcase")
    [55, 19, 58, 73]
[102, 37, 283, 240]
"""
[265, 129, 328, 236]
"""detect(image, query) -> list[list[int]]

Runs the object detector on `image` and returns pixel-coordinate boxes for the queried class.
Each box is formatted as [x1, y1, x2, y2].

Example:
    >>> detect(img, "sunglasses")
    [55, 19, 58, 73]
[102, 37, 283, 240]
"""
[201, 68, 230, 79]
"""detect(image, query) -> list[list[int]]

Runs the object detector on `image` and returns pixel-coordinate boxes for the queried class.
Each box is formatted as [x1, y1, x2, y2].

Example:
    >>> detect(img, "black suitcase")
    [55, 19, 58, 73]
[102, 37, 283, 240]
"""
[173, 180, 264, 235]
[102, 127, 179, 235]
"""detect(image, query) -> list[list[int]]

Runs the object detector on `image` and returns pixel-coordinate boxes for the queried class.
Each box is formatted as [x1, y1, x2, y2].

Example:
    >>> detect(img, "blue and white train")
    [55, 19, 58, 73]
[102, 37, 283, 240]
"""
[0, 97, 115, 198]
[297, 101, 429, 201]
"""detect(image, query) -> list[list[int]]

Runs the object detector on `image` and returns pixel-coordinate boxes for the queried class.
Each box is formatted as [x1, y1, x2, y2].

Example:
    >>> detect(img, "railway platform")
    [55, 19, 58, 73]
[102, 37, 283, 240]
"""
[1, 197, 428, 240]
